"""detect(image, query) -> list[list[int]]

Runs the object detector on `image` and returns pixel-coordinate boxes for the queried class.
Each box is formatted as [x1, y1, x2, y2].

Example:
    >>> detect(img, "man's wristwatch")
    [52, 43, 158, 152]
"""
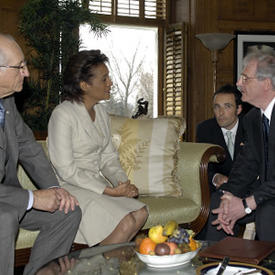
[242, 198, 252, 214]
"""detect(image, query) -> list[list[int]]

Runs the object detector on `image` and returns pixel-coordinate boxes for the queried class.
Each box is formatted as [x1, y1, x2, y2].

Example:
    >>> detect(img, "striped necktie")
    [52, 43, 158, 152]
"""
[0, 100, 5, 129]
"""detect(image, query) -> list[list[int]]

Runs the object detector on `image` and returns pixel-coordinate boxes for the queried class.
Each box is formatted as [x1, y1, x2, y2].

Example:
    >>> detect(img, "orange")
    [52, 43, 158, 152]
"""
[189, 236, 197, 251]
[135, 233, 146, 250]
[165, 242, 178, 255]
[139, 237, 156, 255]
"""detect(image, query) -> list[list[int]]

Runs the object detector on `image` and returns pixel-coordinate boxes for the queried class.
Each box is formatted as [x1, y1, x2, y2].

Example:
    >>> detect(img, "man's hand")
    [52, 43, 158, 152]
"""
[220, 193, 245, 221]
[58, 256, 77, 274]
[36, 256, 77, 275]
[211, 194, 230, 229]
[33, 188, 79, 214]
[213, 173, 228, 188]
[33, 189, 61, 212]
[211, 192, 246, 235]
[54, 188, 79, 214]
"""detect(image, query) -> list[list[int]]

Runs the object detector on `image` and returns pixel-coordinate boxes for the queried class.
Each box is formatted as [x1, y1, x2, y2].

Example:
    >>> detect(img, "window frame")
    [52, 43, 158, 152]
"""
[85, 0, 170, 24]
[82, 0, 187, 117]
[163, 23, 187, 118]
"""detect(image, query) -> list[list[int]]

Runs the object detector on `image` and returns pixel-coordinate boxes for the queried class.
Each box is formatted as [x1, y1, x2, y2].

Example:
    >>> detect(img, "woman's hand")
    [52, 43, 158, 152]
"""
[117, 180, 139, 197]
[104, 180, 139, 197]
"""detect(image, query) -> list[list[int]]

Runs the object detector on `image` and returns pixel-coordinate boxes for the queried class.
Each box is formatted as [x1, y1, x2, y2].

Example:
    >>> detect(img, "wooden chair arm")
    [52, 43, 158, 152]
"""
[189, 144, 225, 233]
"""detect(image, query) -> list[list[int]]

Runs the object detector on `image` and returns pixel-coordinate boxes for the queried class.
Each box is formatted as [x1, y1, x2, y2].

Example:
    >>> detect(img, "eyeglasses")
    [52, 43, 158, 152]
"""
[240, 73, 258, 83]
[0, 61, 27, 72]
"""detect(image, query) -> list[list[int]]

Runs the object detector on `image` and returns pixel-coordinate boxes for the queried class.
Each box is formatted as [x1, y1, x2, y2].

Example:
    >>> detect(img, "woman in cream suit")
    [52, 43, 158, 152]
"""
[48, 50, 148, 247]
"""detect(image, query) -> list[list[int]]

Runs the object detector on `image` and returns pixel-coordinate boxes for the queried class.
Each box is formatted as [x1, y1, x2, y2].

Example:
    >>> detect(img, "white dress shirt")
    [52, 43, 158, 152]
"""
[221, 119, 239, 147]
[212, 119, 239, 187]
[262, 96, 275, 124]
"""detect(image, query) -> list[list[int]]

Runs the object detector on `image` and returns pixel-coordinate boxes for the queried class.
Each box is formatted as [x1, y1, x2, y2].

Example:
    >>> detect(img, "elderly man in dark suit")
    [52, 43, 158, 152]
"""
[196, 84, 244, 193]
[0, 34, 81, 275]
[205, 49, 275, 241]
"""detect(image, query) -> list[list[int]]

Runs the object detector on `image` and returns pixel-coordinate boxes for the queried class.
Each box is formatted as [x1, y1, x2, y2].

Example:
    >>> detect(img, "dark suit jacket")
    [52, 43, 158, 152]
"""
[196, 117, 244, 192]
[0, 96, 59, 219]
[222, 106, 275, 205]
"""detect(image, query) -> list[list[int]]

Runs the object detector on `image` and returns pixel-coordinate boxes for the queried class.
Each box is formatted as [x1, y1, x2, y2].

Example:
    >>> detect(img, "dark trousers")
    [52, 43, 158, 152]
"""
[197, 191, 255, 241]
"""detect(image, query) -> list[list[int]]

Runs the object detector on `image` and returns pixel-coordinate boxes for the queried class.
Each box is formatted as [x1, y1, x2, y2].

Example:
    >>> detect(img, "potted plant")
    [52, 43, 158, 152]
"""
[17, 0, 107, 133]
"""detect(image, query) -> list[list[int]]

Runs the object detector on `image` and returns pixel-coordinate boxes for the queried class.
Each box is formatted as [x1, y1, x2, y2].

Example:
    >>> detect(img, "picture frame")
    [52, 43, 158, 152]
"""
[234, 31, 275, 81]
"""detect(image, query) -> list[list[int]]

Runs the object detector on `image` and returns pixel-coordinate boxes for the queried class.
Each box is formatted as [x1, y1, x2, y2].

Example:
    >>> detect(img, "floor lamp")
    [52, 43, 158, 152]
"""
[195, 33, 235, 93]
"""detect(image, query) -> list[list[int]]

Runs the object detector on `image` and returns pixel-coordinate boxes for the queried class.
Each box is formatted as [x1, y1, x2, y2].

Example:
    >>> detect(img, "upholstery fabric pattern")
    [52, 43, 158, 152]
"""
[110, 116, 185, 197]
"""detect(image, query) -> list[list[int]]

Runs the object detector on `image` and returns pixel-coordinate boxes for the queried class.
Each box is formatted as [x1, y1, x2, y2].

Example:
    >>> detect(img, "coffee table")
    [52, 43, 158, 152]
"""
[35, 240, 275, 274]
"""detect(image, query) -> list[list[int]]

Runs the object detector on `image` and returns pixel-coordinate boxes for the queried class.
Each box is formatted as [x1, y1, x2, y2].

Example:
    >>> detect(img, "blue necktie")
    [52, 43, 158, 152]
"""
[0, 100, 5, 129]
[262, 114, 269, 180]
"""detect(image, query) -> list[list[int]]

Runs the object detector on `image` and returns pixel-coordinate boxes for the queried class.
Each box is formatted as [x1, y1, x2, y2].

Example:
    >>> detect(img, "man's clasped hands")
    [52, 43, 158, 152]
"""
[211, 191, 254, 235]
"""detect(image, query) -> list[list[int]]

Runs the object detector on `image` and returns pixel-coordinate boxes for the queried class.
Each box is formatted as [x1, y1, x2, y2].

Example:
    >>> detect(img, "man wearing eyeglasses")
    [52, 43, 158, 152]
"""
[204, 49, 275, 242]
[0, 34, 81, 275]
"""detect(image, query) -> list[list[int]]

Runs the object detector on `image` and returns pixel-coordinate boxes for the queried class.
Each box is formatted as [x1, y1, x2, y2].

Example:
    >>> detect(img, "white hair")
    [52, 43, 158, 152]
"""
[243, 48, 275, 89]
[0, 34, 16, 67]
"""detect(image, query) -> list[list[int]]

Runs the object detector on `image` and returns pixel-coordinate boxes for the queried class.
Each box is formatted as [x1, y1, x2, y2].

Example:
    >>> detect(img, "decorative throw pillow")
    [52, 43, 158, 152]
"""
[110, 115, 185, 197]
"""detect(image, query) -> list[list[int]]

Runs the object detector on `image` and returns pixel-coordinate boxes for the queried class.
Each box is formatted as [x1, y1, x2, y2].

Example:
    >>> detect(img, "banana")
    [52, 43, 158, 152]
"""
[163, 220, 178, 236]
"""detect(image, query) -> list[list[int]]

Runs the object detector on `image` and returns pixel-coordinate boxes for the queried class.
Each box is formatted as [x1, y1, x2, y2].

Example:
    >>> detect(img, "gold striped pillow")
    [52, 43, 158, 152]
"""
[110, 116, 185, 197]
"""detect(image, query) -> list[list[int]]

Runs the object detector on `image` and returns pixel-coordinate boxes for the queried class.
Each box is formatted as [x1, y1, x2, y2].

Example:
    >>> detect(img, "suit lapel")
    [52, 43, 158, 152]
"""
[214, 120, 227, 148]
[251, 109, 265, 178]
[267, 106, 275, 179]
[70, 102, 105, 143]
[0, 129, 6, 182]
[2, 98, 18, 161]
[234, 120, 243, 159]
[71, 101, 96, 139]
[269, 105, 275, 147]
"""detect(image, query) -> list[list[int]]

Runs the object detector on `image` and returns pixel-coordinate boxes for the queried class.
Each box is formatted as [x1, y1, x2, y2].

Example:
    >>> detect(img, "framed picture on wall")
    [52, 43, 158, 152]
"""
[234, 31, 275, 82]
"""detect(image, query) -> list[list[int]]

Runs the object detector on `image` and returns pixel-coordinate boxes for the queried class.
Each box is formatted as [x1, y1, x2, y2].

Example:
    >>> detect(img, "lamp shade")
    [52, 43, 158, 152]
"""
[195, 33, 235, 51]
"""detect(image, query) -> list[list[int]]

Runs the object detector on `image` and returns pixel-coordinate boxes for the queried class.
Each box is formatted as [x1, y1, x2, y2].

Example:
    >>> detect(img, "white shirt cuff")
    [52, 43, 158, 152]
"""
[212, 173, 218, 187]
[27, 190, 34, 210]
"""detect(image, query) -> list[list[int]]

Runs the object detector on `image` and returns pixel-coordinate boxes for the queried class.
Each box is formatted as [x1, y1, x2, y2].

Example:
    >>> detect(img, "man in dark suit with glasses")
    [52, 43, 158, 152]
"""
[205, 50, 275, 242]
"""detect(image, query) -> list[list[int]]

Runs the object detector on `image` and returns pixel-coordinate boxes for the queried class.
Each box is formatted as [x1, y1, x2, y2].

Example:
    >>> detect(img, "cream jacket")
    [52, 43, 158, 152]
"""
[48, 101, 128, 194]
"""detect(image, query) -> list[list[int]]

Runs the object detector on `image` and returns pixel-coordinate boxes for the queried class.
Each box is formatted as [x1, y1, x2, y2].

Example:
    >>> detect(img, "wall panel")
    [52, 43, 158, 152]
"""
[174, 0, 275, 141]
[2, 0, 275, 141]
[0, 0, 27, 50]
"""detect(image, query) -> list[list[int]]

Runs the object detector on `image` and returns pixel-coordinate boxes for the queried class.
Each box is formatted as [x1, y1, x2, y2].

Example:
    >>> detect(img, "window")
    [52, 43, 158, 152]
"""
[80, 0, 186, 118]
[117, 0, 139, 17]
[80, 24, 158, 117]
[88, 0, 112, 15]
[164, 23, 187, 118]
[89, 0, 166, 20]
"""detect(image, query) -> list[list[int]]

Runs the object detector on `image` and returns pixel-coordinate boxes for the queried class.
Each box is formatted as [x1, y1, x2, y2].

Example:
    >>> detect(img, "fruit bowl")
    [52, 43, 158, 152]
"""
[135, 246, 201, 268]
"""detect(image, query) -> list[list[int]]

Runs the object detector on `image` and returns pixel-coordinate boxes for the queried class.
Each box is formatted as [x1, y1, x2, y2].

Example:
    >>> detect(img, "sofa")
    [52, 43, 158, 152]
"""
[15, 116, 225, 267]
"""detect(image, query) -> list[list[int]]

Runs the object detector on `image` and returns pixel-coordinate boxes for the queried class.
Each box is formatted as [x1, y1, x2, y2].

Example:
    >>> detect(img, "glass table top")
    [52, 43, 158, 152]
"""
[35, 240, 275, 275]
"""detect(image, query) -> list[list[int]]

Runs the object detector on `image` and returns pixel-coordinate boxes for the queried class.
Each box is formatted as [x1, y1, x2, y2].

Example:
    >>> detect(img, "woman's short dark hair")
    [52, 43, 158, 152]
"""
[63, 50, 108, 102]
